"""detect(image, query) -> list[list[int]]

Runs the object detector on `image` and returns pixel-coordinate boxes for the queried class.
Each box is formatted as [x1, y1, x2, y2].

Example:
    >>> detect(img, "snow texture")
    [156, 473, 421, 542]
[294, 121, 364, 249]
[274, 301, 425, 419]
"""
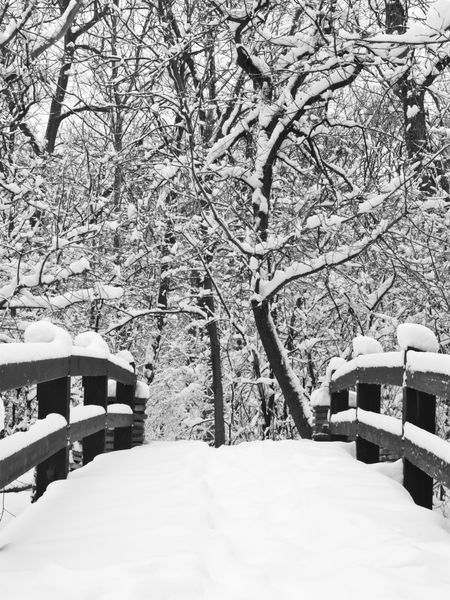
[116, 349, 134, 364]
[1, 441, 450, 599]
[352, 336, 383, 356]
[70, 405, 105, 424]
[107, 380, 116, 398]
[0, 415, 66, 462]
[74, 331, 110, 358]
[404, 423, 450, 464]
[332, 352, 403, 380]
[407, 351, 450, 377]
[110, 354, 134, 372]
[310, 386, 330, 407]
[358, 409, 403, 436]
[326, 356, 347, 381]
[397, 323, 439, 353]
[136, 381, 150, 400]
[108, 403, 133, 415]
[330, 408, 356, 423]
[24, 320, 72, 349]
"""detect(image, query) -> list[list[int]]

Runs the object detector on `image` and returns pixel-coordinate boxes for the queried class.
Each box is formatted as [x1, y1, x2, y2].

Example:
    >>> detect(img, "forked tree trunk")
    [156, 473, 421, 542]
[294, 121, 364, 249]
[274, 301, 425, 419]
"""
[252, 300, 312, 438]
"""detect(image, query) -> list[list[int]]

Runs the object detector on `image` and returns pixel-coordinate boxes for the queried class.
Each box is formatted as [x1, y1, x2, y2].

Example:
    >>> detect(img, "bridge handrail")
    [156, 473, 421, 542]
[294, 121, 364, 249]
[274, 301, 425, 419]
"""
[313, 327, 450, 510]
[0, 330, 147, 500]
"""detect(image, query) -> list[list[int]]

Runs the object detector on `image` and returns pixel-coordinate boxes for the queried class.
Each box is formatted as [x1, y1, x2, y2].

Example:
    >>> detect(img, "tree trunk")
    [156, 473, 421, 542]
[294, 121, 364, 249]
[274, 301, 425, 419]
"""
[252, 300, 312, 438]
[200, 274, 225, 447]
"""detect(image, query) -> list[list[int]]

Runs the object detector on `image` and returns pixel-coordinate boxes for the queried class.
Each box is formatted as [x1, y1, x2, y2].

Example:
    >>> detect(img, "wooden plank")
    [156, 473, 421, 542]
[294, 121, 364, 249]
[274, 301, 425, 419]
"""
[403, 438, 450, 489]
[108, 362, 136, 385]
[35, 377, 70, 500]
[330, 365, 403, 393]
[330, 371, 357, 393]
[107, 413, 133, 428]
[356, 422, 404, 455]
[0, 357, 70, 392]
[113, 383, 135, 450]
[82, 375, 108, 465]
[329, 421, 356, 438]
[69, 414, 106, 443]
[70, 355, 107, 377]
[405, 370, 450, 399]
[403, 383, 435, 509]
[0, 427, 67, 489]
[356, 383, 380, 464]
[330, 389, 349, 441]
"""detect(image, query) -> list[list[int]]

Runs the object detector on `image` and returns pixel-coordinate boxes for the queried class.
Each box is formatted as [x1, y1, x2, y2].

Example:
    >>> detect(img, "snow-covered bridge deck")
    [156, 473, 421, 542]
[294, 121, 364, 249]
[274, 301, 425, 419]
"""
[1, 440, 450, 600]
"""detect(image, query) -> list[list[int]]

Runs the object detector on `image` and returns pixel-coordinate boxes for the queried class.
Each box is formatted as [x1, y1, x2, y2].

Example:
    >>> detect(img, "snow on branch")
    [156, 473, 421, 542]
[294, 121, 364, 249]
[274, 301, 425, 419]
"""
[0, 4, 34, 49]
[31, 0, 84, 60]
[102, 305, 208, 335]
[258, 218, 400, 301]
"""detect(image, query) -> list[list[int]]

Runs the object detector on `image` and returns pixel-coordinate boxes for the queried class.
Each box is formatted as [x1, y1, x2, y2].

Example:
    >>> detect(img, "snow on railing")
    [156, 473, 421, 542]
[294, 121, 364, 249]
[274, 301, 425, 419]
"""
[312, 324, 450, 510]
[0, 321, 149, 500]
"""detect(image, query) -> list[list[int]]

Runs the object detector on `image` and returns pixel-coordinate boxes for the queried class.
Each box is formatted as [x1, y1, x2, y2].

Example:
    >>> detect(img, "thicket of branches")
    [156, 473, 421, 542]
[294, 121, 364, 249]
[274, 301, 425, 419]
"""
[0, 0, 449, 445]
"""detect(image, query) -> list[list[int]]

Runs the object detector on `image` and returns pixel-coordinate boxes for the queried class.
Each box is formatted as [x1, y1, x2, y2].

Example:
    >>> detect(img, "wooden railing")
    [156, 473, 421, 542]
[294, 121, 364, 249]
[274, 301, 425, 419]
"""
[312, 329, 450, 510]
[0, 344, 145, 501]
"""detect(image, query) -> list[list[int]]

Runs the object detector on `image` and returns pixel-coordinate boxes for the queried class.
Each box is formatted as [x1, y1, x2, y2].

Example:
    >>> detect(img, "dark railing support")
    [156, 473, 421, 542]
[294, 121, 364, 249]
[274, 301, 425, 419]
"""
[35, 377, 70, 501]
[403, 351, 436, 509]
[356, 383, 380, 464]
[330, 388, 349, 442]
[82, 375, 108, 465]
[114, 383, 135, 450]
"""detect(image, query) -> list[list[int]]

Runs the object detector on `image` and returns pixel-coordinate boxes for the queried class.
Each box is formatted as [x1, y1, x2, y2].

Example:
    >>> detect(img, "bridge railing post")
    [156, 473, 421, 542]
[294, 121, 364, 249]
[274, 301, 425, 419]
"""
[402, 347, 436, 509]
[113, 382, 135, 451]
[82, 375, 108, 465]
[35, 376, 70, 501]
[330, 388, 349, 441]
[356, 382, 380, 463]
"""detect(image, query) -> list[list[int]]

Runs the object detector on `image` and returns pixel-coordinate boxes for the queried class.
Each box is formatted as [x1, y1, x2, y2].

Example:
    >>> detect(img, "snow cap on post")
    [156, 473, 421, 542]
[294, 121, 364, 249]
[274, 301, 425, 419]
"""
[116, 349, 134, 364]
[24, 320, 72, 349]
[135, 380, 150, 400]
[74, 331, 110, 358]
[311, 387, 330, 407]
[326, 356, 347, 381]
[396, 323, 439, 353]
[352, 336, 383, 356]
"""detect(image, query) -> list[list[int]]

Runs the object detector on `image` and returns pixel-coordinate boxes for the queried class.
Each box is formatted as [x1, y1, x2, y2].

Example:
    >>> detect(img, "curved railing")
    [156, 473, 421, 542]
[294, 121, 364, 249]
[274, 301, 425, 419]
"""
[0, 327, 148, 501]
[312, 327, 450, 509]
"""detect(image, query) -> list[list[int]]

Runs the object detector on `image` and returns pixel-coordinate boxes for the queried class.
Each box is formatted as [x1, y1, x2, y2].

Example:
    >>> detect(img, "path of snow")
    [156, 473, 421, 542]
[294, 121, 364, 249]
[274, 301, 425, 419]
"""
[1, 441, 450, 600]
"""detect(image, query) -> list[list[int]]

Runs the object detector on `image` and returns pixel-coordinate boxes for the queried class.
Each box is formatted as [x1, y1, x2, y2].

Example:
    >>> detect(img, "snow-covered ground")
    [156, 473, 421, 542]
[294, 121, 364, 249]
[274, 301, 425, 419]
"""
[1, 440, 450, 599]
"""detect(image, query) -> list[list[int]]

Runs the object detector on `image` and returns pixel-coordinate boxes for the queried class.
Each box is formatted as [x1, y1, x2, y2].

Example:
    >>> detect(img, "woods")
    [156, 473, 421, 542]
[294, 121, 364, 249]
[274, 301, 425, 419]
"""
[0, 0, 449, 445]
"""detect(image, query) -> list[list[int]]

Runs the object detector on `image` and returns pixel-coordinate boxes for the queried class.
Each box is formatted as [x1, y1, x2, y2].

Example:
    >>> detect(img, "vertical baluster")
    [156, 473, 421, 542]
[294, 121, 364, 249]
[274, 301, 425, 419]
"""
[113, 382, 135, 450]
[330, 388, 349, 441]
[356, 382, 380, 463]
[83, 375, 108, 464]
[403, 351, 435, 508]
[35, 377, 70, 500]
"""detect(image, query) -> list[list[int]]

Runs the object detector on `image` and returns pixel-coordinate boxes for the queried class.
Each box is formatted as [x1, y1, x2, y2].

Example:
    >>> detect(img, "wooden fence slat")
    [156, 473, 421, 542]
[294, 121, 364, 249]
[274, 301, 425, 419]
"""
[35, 377, 70, 500]
[113, 383, 135, 450]
[356, 383, 380, 464]
[82, 376, 108, 465]
[330, 389, 349, 441]
[403, 382, 436, 509]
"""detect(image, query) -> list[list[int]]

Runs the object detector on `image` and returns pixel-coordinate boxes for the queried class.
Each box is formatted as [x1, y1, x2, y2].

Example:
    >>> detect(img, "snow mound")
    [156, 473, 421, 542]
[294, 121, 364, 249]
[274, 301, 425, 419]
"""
[74, 331, 110, 358]
[397, 323, 439, 353]
[326, 357, 347, 381]
[116, 349, 134, 364]
[353, 336, 383, 356]
[136, 381, 150, 400]
[311, 387, 330, 407]
[24, 320, 72, 348]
